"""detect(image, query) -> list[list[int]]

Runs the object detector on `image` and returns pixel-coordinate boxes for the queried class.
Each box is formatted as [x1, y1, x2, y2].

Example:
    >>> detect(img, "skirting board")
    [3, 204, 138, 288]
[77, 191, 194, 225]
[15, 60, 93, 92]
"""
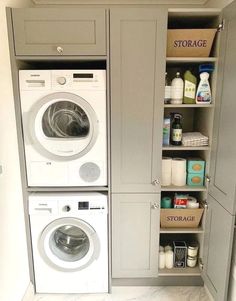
[22, 282, 34, 301]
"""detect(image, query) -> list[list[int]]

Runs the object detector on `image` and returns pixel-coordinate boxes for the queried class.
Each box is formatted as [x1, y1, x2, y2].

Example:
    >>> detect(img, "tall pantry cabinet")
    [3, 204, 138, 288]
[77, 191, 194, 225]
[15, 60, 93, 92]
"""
[110, 8, 167, 278]
[110, 2, 236, 301]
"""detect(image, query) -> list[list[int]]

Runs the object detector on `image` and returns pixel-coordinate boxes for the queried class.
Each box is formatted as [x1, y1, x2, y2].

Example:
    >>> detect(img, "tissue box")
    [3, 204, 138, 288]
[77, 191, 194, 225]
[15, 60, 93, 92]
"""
[187, 158, 205, 174]
[187, 173, 204, 186]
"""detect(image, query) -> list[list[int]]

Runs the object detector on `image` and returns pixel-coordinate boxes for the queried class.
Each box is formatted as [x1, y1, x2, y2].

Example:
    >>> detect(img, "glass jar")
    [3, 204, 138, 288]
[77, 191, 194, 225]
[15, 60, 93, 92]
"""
[187, 256, 197, 268]
[188, 241, 199, 257]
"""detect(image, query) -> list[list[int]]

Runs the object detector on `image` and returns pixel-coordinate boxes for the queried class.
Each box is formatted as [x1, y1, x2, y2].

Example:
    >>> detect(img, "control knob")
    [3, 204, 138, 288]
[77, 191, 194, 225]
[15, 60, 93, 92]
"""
[57, 76, 67, 85]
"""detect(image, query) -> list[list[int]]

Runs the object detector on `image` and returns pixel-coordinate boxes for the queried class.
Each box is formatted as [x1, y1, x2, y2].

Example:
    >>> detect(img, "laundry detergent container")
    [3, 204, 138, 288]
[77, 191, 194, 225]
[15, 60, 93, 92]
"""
[167, 29, 217, 57]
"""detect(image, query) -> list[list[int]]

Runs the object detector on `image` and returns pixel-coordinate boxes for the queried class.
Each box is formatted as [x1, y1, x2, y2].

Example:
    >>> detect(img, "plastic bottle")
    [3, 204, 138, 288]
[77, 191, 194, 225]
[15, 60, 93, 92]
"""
[195, 72, 211, 104]
[183, 70, 197, 104]
[164, 72, 171, 104]
[171, 113, 182, 145]
[171, 72, 184, 104]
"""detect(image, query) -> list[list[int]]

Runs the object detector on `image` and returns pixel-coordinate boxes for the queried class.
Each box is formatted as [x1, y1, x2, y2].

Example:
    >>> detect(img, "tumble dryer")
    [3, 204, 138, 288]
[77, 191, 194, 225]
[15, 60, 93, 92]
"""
[29, 192, 108, 293]
[19, 70, 107, 187]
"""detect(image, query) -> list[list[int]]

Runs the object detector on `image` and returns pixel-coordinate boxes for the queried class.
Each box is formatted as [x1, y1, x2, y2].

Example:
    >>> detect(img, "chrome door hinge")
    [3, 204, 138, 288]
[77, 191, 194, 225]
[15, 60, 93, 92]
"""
[218, 20, 225, 32]
[205, 175, 211, 184]
[202, 199, 208, 210]
[199, 258, 204, 271]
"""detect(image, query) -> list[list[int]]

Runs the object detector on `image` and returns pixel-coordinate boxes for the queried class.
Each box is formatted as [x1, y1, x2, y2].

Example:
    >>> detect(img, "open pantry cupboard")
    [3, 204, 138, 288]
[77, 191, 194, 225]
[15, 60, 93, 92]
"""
[160, 4, 236, 301]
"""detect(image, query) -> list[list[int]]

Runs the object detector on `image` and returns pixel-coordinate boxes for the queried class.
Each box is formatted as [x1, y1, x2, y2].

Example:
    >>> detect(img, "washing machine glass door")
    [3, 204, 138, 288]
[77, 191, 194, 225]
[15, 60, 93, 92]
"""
[39, 217, 100, 271]
[30, 92, 98, 160]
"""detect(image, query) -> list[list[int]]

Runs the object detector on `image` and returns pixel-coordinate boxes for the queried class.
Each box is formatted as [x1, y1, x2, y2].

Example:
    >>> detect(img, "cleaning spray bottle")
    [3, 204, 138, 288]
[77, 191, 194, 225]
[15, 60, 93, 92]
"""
[195, 64, 214, 104]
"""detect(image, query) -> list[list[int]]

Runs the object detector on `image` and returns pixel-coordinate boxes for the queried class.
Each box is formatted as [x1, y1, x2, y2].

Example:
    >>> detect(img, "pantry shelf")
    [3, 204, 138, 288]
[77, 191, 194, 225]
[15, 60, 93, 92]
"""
[162, 145, 210, 151]
[158, 266, 201, 276]
[160, 227, 204, 234]
[161, 185, 207, 192]
[166, 57, 218, 63]
[164, 104, 214, 108]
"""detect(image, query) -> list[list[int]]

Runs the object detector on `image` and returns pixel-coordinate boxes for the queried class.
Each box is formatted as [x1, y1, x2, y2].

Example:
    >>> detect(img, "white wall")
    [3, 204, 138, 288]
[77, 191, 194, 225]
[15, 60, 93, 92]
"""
[0, 1, 32, 300]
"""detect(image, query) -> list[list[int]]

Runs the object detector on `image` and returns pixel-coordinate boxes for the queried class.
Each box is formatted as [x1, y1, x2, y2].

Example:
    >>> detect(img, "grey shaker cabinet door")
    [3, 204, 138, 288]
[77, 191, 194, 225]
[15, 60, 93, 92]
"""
[202, 195, 235, 301]
[110, 8, 167, 193]
[209, 0, 236, 215]
[11, 8, 106, 56]
[112, 194, 160, 278]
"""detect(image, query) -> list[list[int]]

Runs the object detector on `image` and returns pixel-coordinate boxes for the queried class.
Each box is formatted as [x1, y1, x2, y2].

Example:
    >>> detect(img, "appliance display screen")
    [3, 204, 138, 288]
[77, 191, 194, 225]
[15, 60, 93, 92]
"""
[73, 74, 93, 78]
[78, 202, 89, 210]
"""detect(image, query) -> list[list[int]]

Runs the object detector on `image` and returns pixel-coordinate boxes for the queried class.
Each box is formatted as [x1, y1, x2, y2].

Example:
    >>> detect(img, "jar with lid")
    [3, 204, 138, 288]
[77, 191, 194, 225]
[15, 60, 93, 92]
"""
[188, 241, 199, 257]
[187, 256, 197, 268]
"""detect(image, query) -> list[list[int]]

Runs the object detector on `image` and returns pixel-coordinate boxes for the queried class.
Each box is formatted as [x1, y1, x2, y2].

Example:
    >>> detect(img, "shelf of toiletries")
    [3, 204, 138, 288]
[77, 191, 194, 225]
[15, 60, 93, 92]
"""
[158, 239, 201, 274]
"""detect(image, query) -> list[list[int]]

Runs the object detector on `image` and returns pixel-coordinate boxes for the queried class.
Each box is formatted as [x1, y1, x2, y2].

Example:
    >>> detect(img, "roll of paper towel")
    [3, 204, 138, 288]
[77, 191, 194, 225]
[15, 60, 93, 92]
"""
[172, 158, 187, 186]
[162, 157, 172, 186]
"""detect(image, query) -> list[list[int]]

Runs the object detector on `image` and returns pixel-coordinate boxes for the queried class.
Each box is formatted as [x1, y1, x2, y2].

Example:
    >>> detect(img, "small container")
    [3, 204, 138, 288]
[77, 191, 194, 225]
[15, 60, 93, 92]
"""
[164, 244, 173, 252]
[173, 241, 187, 268]
[187, 173, 204, 186]
[171, 72, 184, 104]
[159, 245, 164, 252]
[161, 197, 172, 208]
[187, 158, 205, 174]
[159, 251, 165, 269]
[187, 256, 197, 268]
[165, 250, 174, 269]
[188, 242, 199, 257]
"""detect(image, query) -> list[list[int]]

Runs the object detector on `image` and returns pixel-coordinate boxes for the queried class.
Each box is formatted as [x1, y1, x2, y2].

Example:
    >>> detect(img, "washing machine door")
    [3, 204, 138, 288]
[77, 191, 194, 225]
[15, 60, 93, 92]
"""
[39, 217, 100, 271]
[30, 92, 98, 161]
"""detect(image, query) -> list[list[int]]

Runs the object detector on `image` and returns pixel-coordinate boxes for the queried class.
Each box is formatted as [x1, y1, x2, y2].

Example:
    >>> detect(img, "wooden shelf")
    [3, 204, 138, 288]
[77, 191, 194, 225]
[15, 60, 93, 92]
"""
[164, 104, 214, 108]
[160, 227, 204, 234]
[162, 145, 210, 151]
[158, 266, 201, 276]
[166, 57, 218, 63]
[161, 185, 207, 192]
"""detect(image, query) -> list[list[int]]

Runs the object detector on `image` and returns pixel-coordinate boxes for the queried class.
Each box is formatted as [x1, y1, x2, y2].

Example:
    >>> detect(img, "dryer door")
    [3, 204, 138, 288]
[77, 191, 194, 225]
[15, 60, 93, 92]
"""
[29, 92, 99, 161]
[39, 217, 100, 271]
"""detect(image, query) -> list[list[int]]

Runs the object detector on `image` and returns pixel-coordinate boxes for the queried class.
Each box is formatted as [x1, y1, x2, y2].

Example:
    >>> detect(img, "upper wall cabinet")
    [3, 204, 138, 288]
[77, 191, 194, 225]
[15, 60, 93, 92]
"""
[11, 8, 107, 56]
[110, 8, 167, 193]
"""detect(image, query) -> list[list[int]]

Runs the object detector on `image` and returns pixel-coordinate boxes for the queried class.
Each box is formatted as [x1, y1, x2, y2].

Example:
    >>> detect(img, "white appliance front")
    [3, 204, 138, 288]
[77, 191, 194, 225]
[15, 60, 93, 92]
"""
[19, 70, 107, 187]
[29, 192, 108, 293]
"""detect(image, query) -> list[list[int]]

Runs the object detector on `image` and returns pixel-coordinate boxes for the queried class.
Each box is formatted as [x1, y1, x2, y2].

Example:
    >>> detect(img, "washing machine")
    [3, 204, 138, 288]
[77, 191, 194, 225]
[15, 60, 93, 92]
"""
[29, 192, 108, 293]
[19, 70, 107, 187]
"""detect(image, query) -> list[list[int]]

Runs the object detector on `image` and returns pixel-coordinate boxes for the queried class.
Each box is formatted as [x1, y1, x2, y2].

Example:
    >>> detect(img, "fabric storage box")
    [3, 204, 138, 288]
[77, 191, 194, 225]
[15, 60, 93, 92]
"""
[187, 173, 204, 186]
[187, 158, 205, 174]
[160, 206, 204, 228]
[167, 29, 217, 57]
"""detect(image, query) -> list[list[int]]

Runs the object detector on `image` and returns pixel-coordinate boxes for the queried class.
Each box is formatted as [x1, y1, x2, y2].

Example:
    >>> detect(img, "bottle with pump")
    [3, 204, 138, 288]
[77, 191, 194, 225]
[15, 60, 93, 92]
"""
[171, 113, 183, 145]
[164, 72, 171, 104]
[195, 72, 211, 104]
[171, 72, 184, 105]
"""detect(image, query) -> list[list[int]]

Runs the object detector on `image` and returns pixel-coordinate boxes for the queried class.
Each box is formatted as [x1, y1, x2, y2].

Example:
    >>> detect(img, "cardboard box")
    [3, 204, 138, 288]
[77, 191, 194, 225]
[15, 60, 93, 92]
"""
[160, 206, 204, 228]
[187, 173, 204, 186]
[167, 29, 217, 57]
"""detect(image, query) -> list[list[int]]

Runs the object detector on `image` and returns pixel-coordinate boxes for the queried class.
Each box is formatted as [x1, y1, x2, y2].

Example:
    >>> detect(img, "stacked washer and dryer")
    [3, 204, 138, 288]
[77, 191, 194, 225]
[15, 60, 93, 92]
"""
[19, 70, 108, 293]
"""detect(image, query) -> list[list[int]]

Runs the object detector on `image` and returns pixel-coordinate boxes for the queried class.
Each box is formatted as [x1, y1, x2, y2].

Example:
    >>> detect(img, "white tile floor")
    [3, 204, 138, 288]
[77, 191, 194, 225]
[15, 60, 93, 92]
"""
[33, 286, 211, 301]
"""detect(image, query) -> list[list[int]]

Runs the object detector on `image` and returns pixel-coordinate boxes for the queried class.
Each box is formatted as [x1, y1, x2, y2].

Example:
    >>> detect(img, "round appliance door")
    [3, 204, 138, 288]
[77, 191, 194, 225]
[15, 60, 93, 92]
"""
[39, 217, 100, 272]
[30, 92, 99, 161]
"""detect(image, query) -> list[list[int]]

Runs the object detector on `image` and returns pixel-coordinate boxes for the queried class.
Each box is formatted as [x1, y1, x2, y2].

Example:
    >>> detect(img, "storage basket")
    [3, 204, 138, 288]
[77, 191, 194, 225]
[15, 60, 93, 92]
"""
[167, 29, 217, 57]
[160, 205, 204, 228]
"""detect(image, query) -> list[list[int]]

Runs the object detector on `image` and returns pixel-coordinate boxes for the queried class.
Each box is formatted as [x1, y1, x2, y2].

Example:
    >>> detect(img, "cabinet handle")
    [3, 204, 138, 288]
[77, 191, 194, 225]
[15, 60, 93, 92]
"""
[152, 202, 159, 209]
[206, 175, 211, 183]
[57, 46, 64, 55]
[152, 179, 160, 186]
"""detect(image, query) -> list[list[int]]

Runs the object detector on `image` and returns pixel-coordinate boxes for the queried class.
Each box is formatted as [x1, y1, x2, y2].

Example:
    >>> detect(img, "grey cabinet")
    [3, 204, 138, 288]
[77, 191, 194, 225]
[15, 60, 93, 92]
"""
[112, 194, 160, 278]
[203, 1, 236, 300]
[110, 8, 167, 193]
[11, 8, 107, 56]
[209, 0, 236, 215]
[202, 195, 235, 301]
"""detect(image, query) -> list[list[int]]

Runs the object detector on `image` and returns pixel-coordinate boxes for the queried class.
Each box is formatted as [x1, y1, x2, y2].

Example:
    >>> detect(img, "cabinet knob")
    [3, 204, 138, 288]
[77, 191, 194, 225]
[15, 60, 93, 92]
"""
[152, 202, 159, 209]
[57, 46, 64, 55]
[152, 179, 160, 186]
